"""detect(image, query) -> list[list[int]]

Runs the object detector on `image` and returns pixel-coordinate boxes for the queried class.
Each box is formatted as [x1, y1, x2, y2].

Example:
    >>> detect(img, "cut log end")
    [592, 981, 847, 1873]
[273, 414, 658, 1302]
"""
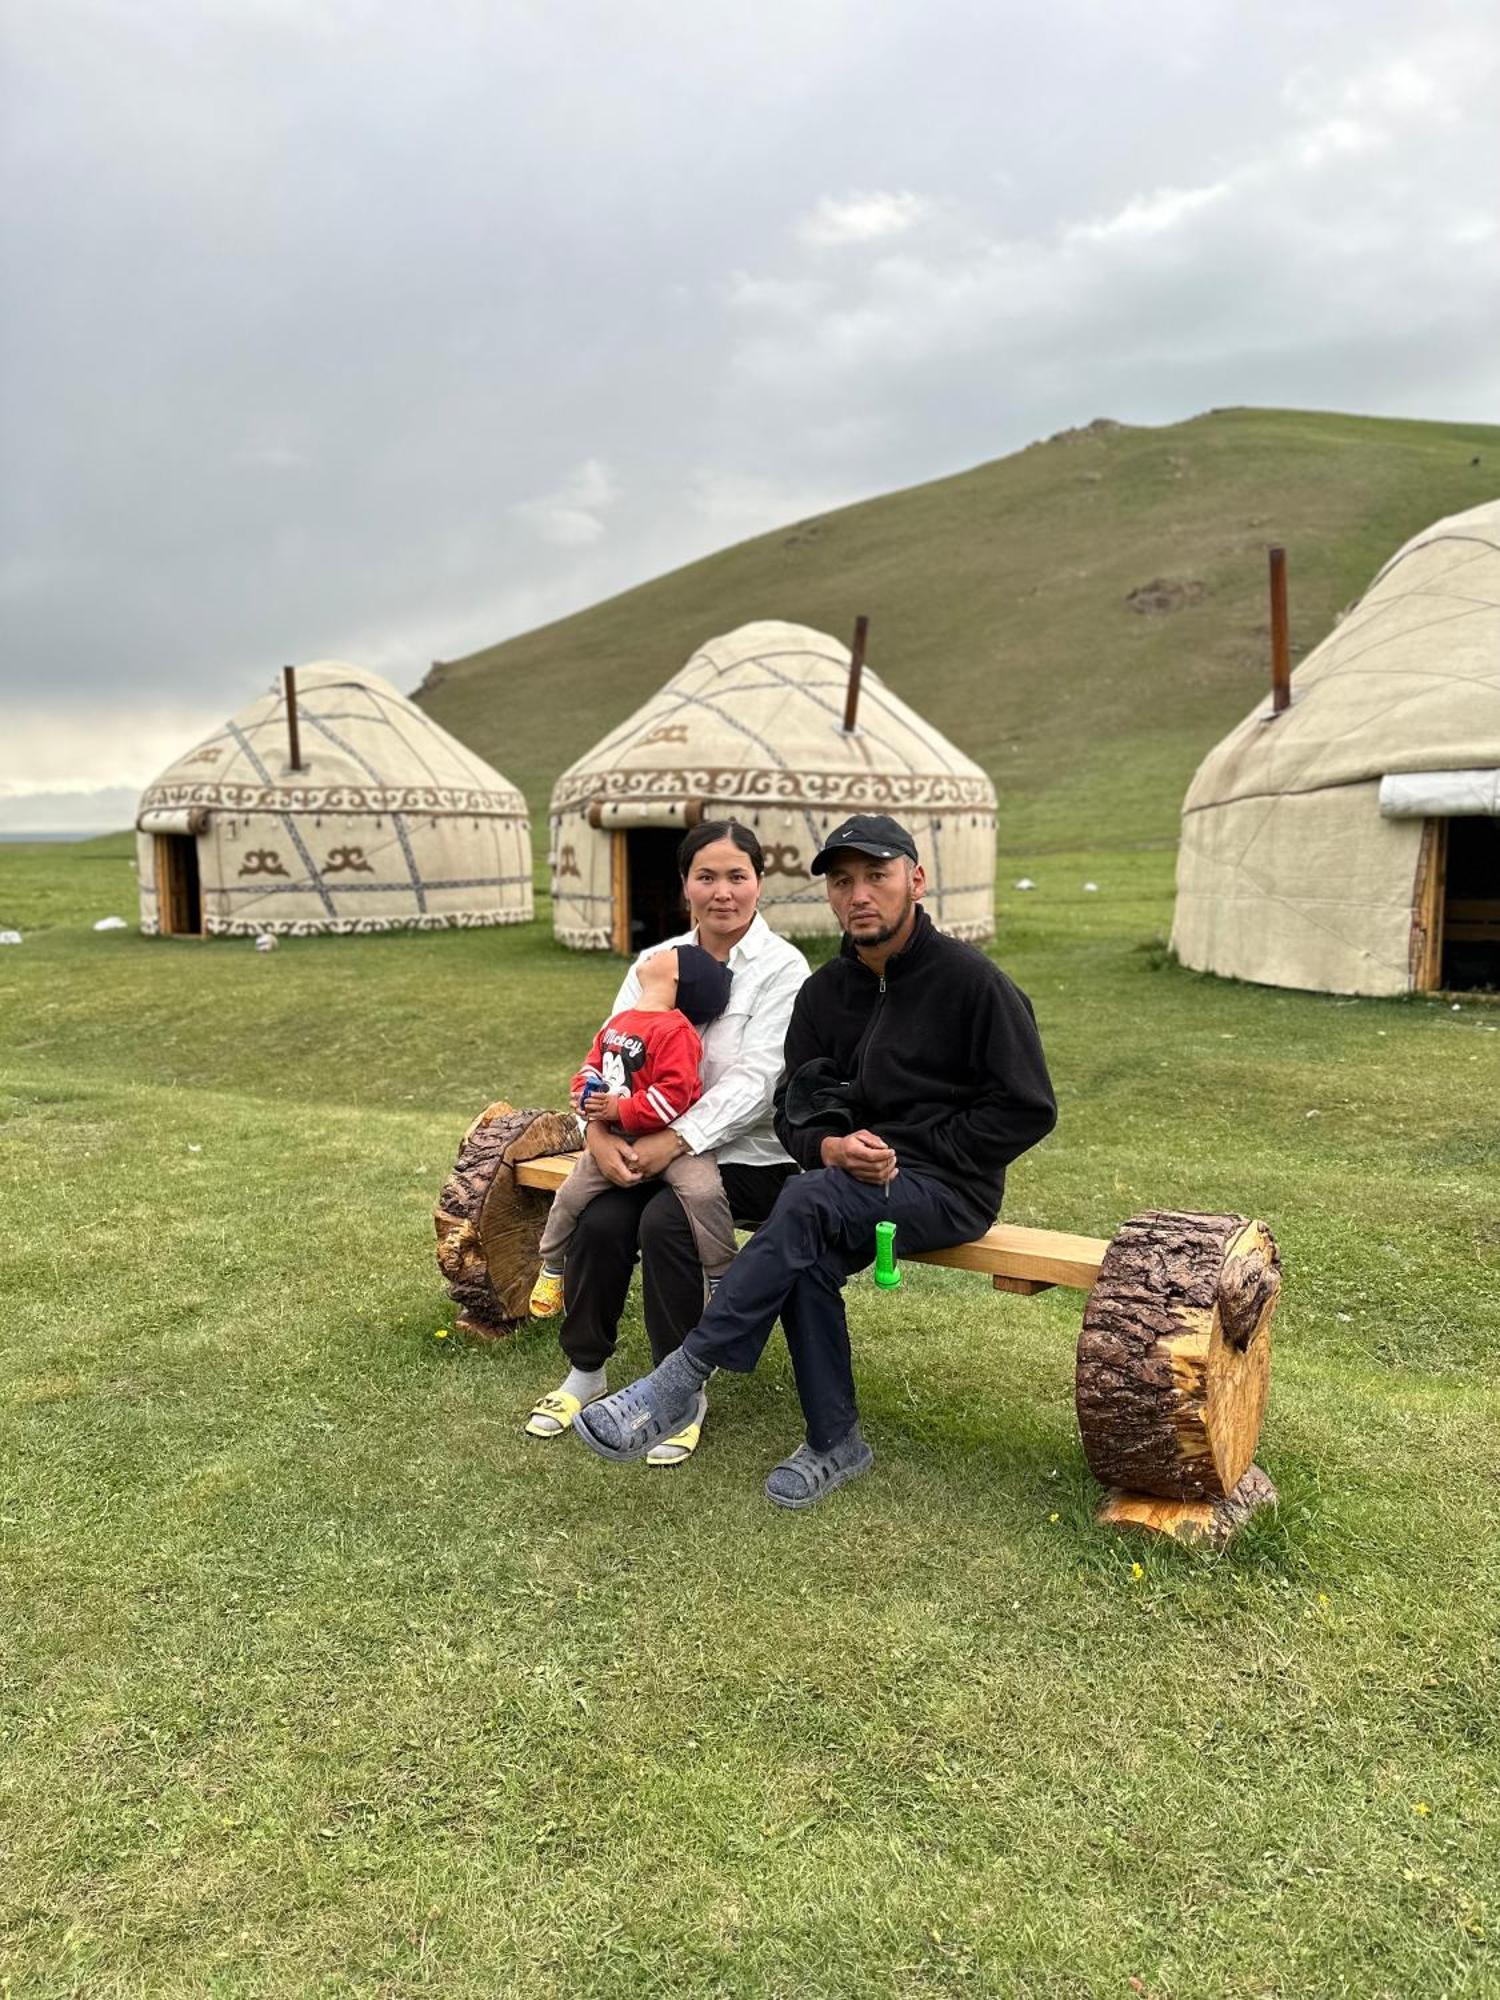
[1075, 1210, 1281, 1501]
[1095, 1464, 1279, 1546]
[434, 1102, 582, 1330]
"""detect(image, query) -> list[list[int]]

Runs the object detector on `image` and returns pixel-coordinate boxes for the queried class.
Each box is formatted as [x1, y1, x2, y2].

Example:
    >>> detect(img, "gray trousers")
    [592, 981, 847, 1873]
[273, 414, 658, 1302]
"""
[537, 1147, 739, 1278]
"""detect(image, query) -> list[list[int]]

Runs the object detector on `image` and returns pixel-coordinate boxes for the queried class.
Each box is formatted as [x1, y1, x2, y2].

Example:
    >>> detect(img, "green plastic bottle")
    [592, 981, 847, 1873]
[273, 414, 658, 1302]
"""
[873, 1219, 902, 1290]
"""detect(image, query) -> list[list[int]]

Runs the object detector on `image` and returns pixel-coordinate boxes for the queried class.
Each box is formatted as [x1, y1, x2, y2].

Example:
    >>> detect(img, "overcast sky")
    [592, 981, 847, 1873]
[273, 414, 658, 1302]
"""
[2, 0, 1497, 826]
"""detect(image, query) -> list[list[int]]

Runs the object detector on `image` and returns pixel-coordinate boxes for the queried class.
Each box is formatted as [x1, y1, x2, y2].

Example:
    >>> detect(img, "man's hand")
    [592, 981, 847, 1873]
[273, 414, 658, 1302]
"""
[580, 1091, 620, 1123]
[820, 1129, 898, 1185]
[629, 1129, 689, 1179]
[586, 1120, 642, 1186]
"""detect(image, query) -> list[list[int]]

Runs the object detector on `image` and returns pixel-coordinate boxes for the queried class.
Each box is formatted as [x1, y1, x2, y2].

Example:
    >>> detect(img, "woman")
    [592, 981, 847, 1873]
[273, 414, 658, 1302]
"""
[524, 821, 808, 1462]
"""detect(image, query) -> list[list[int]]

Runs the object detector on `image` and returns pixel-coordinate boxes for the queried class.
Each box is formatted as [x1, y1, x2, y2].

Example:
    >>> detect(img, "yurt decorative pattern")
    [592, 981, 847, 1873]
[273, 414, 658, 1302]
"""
[1172, 500, 1500, 997]
[137, 662, 532, 937]
[549, 621, 997, 950]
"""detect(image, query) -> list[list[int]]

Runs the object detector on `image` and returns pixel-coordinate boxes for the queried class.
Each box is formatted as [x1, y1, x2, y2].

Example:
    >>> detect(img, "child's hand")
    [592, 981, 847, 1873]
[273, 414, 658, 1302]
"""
[582, 1092, 620, 1122]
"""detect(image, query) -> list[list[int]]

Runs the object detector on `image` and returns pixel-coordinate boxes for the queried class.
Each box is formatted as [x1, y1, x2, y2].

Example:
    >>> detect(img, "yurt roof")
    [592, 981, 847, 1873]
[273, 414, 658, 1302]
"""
[550, 621, 995, 814]
[141, 661, 526, 816]
[1184, 500, 1500, 814]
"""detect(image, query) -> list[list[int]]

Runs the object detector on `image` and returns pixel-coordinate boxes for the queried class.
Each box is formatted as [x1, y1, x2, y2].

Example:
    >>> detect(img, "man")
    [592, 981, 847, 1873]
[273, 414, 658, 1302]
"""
[573, 813, 1057, 1507]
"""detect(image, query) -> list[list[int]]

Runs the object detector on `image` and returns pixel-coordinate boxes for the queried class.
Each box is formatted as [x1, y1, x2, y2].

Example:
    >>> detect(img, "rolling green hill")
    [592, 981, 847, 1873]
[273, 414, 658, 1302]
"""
[417, 406, 1498, 853]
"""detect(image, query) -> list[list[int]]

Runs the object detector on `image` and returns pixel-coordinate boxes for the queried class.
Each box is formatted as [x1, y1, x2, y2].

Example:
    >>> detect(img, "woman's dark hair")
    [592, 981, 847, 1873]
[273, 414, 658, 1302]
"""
[677, 818, 765, 880]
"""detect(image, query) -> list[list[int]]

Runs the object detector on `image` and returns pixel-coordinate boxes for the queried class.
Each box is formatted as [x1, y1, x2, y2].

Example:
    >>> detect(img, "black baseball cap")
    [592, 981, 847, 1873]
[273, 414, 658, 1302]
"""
[810, 813, 919, 875]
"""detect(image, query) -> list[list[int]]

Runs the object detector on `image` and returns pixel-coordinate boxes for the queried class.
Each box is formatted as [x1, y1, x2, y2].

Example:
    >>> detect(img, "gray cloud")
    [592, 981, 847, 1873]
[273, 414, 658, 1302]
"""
[1, 0, 1496, 822]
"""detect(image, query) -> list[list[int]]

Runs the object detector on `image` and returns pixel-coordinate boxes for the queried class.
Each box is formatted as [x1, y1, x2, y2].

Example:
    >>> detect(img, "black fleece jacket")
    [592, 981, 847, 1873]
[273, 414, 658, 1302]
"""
[772, 905, 1057, 1219]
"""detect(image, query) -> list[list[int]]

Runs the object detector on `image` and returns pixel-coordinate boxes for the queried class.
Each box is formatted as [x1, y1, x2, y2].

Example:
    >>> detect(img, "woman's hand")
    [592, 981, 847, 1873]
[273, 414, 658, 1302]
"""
[820, 1129, 899, 1185]
[628, 1129, 688, 1179]
[586, 1120, 643, 1186]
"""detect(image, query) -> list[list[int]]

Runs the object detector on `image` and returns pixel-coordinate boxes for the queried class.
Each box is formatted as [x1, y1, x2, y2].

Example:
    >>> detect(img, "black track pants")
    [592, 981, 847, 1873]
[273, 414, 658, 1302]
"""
[682, 1167, 992, 1453]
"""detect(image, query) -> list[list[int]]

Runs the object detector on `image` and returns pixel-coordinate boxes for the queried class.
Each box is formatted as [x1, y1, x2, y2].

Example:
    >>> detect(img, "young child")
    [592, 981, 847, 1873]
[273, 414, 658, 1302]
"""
[529, 943, 737, 1317]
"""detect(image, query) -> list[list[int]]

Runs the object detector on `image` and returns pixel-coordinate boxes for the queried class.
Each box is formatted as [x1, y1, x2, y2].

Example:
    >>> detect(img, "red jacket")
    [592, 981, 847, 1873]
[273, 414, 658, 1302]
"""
[572, 1007, 706, 1136]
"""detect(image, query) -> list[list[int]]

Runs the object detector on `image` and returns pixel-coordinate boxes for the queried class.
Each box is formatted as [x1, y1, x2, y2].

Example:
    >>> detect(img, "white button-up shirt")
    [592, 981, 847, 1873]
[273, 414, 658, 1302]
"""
[607, 913, 810, 1166]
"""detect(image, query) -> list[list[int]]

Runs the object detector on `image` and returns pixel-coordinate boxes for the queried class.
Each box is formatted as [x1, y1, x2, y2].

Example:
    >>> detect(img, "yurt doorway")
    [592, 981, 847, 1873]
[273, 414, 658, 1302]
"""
[1441, 818, 1500, 990]
[611, 829, 683, 955]
[1414, 818, 1500, 992]
[155, 834, 203, 937]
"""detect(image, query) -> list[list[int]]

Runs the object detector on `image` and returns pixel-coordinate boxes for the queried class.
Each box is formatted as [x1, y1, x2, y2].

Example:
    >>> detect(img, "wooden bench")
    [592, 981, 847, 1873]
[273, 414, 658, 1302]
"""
[513, 1150, 1110, 1297]
[436, 1104, 1283, 1545]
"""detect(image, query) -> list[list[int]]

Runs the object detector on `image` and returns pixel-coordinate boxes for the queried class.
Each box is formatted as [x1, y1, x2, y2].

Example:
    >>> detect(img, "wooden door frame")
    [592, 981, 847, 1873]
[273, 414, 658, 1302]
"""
[1408, 817, 1446, 992]
[609, 830, 631, 956]
[154, 832, 203, 937]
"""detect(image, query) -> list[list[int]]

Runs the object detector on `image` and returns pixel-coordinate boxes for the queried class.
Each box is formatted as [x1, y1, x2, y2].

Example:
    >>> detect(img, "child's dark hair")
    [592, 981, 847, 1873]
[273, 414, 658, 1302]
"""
[676, 819, 765, 880]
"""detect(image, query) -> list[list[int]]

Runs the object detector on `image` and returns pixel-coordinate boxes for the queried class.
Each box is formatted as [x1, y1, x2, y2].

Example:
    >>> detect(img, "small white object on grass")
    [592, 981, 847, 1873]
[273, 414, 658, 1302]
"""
[255, 933, 278, 952]
[1013, 877, 1035, 891]
[93, 916, 128, 931]
[0, 931, 21, 946]
[1083, 881, 1099, 893]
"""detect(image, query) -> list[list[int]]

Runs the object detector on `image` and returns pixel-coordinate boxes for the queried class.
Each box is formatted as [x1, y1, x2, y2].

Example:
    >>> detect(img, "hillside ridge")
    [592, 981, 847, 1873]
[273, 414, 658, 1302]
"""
[415, 407, 1498, 850]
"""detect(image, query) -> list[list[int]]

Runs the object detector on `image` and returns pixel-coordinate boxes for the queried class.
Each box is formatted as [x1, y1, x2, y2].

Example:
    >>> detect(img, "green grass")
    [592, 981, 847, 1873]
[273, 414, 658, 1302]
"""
[2, 836, 1497, 1996]
[418, 406, 1500, 853]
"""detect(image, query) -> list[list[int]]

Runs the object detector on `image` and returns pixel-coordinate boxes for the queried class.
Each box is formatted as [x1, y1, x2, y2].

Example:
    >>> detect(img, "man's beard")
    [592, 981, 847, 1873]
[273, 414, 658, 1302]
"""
[846, 896, 914, 949]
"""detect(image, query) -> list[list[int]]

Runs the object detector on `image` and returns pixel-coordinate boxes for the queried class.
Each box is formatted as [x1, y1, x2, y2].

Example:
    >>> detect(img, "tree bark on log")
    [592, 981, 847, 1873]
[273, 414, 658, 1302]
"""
[434, 1103, 582, 1337]
[1075, 1210, 1280, 1501]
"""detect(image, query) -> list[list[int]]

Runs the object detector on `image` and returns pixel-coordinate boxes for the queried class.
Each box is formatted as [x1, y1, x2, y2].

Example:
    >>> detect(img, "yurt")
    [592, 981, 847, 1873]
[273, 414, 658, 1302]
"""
[137, 662, 532, 937]
[549, 620, 996, 951]
[1172, 501, 1500, 997]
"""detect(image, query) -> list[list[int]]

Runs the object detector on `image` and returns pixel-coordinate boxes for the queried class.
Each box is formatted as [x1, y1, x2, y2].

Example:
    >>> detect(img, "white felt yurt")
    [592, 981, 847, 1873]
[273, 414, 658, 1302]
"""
[137, 662, 532, 937]
[1172, 501, 1500, 997]
[549, 620, 996, 952]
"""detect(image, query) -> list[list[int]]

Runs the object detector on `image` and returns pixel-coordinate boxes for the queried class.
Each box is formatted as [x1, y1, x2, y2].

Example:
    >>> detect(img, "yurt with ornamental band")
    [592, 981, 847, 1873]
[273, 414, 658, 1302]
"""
[548, 620, 997, 952]
[1172, 499, 1500, 997]
[136, 662, 532, 937]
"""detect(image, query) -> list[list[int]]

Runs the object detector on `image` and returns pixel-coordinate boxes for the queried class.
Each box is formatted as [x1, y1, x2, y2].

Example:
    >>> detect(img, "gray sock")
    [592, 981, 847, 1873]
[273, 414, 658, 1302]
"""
[561, 1365, 605, 1403]
[663, 1343, 713, 1388]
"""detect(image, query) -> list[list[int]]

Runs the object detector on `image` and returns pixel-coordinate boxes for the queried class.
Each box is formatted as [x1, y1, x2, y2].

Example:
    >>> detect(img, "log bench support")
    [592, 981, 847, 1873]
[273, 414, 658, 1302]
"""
[435, 1104, 1281, 1545]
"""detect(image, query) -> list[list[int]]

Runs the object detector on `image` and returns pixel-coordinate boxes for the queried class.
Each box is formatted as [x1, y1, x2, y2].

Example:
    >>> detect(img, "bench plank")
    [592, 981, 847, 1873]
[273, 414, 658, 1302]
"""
[909, 1228, 1106, 1291]
[515, 1153, 583, 1193]
[513, 1152, 1108, 1295]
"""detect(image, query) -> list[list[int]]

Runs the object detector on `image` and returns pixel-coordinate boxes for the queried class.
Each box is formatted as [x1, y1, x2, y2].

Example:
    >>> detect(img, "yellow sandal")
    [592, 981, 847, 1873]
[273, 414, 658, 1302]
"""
[646, 1394, 707, 1467]
[529, 1271, 565, 1318]
[524, 1389, 596, 1439]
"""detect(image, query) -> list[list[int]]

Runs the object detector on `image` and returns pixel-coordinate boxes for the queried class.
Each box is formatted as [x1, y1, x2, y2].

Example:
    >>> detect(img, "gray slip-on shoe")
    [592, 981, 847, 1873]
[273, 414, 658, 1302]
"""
[572, 1350, 706, 1463]
[764, 1428, 875, 1510]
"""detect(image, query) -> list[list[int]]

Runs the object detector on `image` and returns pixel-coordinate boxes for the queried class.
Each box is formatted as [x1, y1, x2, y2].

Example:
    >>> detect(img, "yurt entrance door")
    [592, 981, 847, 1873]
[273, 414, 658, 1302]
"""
[1413, 818, 1500, 992]
[155, 834, 203, 936]
[611, 829, 682, 955]
[1441, 818, 1500, 990]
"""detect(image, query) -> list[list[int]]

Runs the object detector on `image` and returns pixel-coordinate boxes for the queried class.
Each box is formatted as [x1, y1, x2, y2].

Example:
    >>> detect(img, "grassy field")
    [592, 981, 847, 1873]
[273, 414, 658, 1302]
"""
[418, 407, 1500, 854]
[3, 833, 1497, 1998]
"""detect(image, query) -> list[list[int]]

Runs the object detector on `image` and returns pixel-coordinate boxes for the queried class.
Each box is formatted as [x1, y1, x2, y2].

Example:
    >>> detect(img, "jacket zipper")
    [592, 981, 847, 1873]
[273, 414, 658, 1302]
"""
[852, 972, 888, 1097]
